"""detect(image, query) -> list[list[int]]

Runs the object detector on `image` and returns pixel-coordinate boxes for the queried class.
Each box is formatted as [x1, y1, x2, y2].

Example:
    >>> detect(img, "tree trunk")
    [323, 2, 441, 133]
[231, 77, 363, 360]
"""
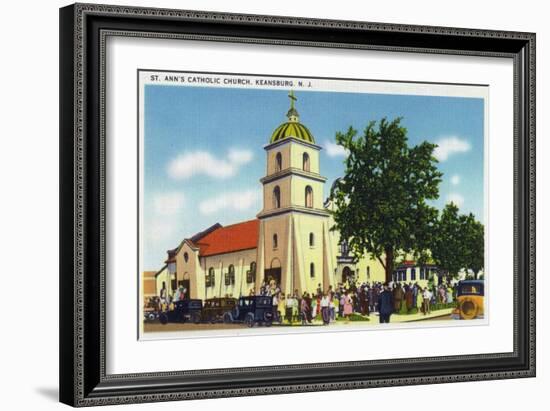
[384, 247, 394, 284]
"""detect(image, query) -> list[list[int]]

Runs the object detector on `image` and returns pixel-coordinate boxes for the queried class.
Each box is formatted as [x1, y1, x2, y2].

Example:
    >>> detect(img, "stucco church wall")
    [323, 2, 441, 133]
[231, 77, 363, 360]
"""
[175, 241, 201, 298]
[289, 142, 320, 173]
[266, 143, 292, 175]
[201, 248, 258, 300]
[262, 215, 291, 290]
[291, 177, 325, 209]
[263, 178, 292, 210]
[293, 213, 331, 293]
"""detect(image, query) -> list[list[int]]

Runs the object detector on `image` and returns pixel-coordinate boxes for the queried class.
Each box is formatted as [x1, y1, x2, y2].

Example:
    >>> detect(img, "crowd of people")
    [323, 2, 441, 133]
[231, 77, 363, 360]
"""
[145, 280, 457, 325]
[255, 279, 458, 324]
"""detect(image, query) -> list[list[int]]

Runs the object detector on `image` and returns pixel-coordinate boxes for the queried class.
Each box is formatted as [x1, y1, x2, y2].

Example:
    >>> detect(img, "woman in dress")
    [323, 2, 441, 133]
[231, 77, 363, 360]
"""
[311, 297, 318, 321]
[343, 291, 353, 320]
[446, 286, 454, 304]
[277, 293, 286, 324]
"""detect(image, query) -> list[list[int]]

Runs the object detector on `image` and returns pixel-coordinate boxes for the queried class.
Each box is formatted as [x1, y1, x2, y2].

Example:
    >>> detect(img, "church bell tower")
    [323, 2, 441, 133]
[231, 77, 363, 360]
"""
[256, 91, 336, 295]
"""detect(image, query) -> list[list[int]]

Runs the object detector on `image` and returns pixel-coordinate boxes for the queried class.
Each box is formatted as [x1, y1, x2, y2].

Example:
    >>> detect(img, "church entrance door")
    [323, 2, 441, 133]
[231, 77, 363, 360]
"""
[178, 280, 191, 299]
[264, 268, 282, 287]
[342, 266, 355, 284]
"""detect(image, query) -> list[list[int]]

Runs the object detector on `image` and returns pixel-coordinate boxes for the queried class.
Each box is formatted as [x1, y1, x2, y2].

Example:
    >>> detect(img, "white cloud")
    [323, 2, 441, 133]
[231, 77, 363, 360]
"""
[450, 174, 461, 185]
[228, 148, 253, 165]
[324, 140, 349, 157]
[199, 189, 261, 216]
[446, 193, 464, 208]
[153, 192, 185, 216]
[433, 137, 471, 161]
[167, 148, 253, 180]
[148, 219, 176, 243]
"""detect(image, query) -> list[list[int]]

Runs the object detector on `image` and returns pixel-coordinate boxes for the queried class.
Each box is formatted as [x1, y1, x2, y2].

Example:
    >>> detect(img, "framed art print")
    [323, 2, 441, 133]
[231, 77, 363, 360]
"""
[59, 3, 536, 406]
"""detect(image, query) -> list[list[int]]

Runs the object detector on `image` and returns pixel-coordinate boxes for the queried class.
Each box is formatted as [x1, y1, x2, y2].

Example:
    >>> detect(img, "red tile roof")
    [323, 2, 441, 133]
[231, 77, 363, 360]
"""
[195, 219, 259, 257]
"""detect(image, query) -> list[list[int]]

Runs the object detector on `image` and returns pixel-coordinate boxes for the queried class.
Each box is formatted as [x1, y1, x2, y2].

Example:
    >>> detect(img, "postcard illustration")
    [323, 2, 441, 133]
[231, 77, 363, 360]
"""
[139, 70, 487, 339]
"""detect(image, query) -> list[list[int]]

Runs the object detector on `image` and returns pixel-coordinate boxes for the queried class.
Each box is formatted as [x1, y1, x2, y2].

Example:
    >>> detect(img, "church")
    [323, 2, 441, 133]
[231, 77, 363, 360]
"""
[159, 91, 411, 300]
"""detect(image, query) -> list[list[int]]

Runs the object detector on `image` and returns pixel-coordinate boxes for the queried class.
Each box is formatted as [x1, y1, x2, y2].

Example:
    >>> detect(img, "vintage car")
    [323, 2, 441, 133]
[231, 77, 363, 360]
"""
[222, 295, 274, 327]
[143, 297, 160, 322]
[159, 299, 203, 325]
[202, 297, 238, 323]
[452, 280, 484, 320]
[143, 308, 159, 322]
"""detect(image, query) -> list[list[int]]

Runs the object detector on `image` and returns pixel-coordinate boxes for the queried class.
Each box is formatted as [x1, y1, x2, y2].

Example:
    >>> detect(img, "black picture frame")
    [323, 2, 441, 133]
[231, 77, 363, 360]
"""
[59, 3, 536, 407]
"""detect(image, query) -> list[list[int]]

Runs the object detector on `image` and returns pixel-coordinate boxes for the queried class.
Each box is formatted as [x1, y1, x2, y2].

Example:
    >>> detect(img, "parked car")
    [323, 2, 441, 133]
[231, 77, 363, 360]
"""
[452, 280, 484, 320]
[159, 299, 203, 325]
[143, 308, 159, 322]
[223, 296, 274, 327]
[202, 297, 238, 323]
[143, 297, 160, 322]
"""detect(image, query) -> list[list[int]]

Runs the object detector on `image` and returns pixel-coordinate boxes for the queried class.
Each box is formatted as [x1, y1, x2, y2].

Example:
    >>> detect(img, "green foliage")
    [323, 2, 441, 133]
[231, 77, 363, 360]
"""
[431, 203, 485, 278]
[330, 117, 442, 281]
[397, 301, 411, 315]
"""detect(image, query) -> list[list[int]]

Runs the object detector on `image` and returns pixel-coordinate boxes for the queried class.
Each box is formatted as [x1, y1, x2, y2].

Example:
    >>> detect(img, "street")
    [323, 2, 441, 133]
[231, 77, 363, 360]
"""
[143, 309, 455, 333]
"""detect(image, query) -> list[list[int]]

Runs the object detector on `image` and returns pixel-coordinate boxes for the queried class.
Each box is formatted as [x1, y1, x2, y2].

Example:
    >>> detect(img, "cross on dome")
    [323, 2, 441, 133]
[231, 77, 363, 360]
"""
[286, 90, 299, 122]
[269, 90, 315, 144]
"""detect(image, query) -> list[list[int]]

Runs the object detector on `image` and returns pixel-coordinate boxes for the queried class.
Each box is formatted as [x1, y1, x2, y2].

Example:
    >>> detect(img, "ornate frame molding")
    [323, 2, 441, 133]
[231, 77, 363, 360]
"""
[59, 3, 535, 407]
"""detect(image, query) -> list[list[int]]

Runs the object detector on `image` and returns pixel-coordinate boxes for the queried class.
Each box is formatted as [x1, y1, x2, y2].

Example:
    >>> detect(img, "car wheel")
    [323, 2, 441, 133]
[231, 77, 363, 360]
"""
[459, 300, 478, 320]
[191, 312, 201, 324]
[159, 313, 168, 325]
[245, 313, 255, 328]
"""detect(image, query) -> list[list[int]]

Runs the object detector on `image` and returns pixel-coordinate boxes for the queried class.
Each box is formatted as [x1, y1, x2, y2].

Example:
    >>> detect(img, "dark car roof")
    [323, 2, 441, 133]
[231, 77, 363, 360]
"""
[459, 280, 484, 285]
[457, 280, 484, 296]
[177, 299, 202, 305]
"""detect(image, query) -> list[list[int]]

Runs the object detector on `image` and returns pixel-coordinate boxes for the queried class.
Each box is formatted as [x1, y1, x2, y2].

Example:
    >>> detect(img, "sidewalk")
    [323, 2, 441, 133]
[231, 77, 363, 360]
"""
[299, 308, 455, 327]
[272, 308, 455, 327]
[326, 308, 454, 326]
[391, 308, 454, 322]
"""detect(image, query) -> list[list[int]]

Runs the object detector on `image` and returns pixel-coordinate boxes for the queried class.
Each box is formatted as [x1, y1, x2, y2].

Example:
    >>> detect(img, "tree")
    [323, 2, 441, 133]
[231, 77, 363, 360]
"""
[431, 203, 485, 279]
[330, 117, 442, 283]
[431, 203, 465, 278]
[461, 212, 484, 278]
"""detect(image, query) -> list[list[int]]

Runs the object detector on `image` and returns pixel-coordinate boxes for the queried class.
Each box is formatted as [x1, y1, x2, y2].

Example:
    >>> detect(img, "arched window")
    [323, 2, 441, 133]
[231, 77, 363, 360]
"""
[305, 185, 313, 208]
[275, 152, 282, 172]
[206, 267, 215, 287]
[273, 234, 278, 249]
[302, 152, 310, 171]
[226, 264, 235, 285]
[273, 186, 281, 208]
[183, 252, 189, 263]
[310, 262, 315, 278]
[247, 261, 257, 283]
[309, 232, 315, 247]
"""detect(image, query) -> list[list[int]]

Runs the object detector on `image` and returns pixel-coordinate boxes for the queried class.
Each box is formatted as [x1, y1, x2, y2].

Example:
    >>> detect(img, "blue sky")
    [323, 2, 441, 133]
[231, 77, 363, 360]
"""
[142, 84, 485, 271]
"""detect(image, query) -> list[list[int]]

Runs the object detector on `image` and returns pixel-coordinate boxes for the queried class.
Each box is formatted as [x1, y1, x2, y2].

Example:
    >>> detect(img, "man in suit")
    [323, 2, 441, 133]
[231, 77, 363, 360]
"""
[378, 283, 395, 323]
